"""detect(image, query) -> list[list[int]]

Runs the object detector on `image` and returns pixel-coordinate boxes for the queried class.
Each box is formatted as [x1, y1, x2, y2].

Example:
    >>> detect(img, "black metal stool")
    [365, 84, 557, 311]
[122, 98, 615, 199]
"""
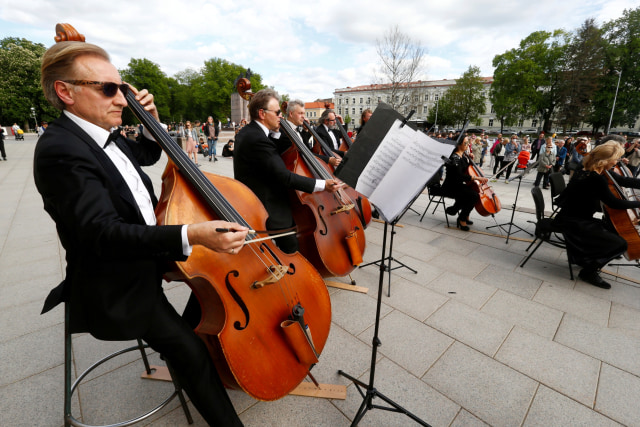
[64, 304, 193, 426]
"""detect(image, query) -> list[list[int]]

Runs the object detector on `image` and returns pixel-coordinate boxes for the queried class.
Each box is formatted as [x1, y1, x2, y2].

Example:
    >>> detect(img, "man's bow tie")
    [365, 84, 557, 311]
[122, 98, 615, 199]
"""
[296, 126, 303, 133]
[104, 127, 122, 148]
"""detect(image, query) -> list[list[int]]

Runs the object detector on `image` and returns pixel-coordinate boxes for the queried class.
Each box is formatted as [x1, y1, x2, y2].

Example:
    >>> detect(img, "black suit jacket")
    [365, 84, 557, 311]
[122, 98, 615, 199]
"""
[314, 124, 345, 157]
[34, 113, 185, 340]
[233, 120, 316, 231]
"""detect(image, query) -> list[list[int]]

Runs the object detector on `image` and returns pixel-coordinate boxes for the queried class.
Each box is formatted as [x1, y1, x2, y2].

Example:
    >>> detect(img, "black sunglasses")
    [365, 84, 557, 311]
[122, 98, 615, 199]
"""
[63, 80, 129, 97]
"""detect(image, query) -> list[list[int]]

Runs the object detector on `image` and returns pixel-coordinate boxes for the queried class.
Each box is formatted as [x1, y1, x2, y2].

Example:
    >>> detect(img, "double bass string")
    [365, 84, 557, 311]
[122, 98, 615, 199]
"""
[124, 89, 301, 307]
[280, 120, 354, 209]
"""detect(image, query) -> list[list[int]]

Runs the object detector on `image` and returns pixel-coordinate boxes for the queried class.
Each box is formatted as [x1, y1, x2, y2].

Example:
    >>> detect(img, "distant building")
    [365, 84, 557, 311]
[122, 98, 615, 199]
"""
[304, 101, 333, 124]
[334, 78, 498, 131]
[333, 78, 639, 134]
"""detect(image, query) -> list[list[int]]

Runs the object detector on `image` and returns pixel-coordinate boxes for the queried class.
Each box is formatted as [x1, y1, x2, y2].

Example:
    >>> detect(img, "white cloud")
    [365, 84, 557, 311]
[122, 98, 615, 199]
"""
[0, 0, 636, 100]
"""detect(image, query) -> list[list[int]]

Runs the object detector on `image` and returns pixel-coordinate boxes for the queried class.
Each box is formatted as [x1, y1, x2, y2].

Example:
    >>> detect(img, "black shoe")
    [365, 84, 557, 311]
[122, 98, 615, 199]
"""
[579, 269, 611, 289]
[214, 157, 218, 162]
[209, 157, 212, 162]
[445, 206, 458, 216]
[466, 218, 474, 225]
[456, 217, 470, 231]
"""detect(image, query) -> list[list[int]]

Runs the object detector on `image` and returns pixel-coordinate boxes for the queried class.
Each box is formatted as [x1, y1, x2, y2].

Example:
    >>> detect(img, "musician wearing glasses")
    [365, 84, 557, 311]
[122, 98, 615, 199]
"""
[234, 89, 343, 253]
[34, 41, 247, 426]
[315, 108, 346, 156]
[285, 99, 341, 168]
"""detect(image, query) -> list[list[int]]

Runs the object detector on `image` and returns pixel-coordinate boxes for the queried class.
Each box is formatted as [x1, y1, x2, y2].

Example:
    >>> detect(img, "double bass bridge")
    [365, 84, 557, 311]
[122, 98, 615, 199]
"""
[251, 265, 290, 289]
[331, 203, 355, 215]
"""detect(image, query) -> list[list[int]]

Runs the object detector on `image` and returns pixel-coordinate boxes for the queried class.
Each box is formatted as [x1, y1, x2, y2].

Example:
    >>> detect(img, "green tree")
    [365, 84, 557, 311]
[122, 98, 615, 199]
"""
[120, 58, 171, 124]
[491, 30, 566, 133]
[555, 19, 605, 132]
[445, 65, 487, 126]
[590, 6, 640, 133]
[0, 37, 56, 128]
[196, 59, 265, 122]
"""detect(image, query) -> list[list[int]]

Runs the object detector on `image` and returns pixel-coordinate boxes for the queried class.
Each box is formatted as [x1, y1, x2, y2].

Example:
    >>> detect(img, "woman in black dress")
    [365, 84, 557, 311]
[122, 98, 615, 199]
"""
[554, 142, 640, 289]
[442, 137, 488, 231]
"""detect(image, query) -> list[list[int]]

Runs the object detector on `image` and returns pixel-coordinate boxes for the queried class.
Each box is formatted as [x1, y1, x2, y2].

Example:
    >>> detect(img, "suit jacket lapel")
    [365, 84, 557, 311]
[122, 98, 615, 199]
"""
[56, 115, 150, 223]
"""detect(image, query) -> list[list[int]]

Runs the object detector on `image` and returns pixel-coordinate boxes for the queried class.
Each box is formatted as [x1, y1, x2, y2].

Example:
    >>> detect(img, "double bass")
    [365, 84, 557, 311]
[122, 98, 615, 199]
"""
[604, 163, 640, 260]
[55, 24, 331, 401]
[300, 116, 372, 228]
[237, 79, 366, 277]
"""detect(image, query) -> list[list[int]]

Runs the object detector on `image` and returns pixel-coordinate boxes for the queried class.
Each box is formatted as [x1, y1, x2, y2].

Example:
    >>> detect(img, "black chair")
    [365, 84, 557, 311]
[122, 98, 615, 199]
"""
[64, 303, 193, 426]
[520, 186, 574, 279]
[420, 166, 452, 227]
[549, 172, 566, 214]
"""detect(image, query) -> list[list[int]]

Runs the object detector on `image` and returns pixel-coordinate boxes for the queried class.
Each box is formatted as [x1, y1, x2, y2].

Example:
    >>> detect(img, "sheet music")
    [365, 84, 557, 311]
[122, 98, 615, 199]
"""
[356, 119, 453, 222]
[355, 120, 413, 197]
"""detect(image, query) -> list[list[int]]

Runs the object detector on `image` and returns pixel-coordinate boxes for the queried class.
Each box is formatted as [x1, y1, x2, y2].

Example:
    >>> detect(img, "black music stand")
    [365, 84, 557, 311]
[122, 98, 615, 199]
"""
[486, 161, 535, 243]
[358, 216, 417, 297]
[358, 112, 419, 297]
[339, 219, 431, 427]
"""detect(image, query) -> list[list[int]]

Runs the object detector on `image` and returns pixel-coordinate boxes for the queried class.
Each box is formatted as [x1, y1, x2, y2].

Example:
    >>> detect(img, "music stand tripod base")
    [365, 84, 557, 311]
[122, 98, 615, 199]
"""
[339, 222, 430, 427]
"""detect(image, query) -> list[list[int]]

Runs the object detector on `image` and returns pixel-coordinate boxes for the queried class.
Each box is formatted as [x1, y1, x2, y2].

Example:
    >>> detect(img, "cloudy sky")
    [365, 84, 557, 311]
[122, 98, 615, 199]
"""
[0, 0, 636, 102]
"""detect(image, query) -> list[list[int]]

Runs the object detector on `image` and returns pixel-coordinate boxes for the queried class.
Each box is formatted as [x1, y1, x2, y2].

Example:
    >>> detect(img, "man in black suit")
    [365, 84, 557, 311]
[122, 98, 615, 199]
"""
[35, 40, 247, 426]
[315, 108, 345, 157]
[285, 99, 340, 168]
[234, 89, 343, 253]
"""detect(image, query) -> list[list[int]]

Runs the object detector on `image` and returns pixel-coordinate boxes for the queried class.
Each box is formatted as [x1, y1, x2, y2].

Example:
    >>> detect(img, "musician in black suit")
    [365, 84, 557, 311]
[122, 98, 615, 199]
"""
[234, 89, 343, 253]
[285, 99, 341, 168]
[35, 41, 247, 426]
[315, 108, 346, 157]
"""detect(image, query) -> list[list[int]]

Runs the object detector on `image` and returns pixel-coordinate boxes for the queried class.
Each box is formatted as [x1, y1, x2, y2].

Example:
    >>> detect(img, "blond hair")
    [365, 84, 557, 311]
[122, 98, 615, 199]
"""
[41, 41, 110, 110]
[583, 141, 624, 171]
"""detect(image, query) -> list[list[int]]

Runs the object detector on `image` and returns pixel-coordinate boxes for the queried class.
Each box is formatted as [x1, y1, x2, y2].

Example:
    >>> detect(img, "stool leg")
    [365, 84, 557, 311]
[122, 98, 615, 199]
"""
[64, 304, 72, 427]
[166, 360, 194, 424]
[136, 339, 153, 375]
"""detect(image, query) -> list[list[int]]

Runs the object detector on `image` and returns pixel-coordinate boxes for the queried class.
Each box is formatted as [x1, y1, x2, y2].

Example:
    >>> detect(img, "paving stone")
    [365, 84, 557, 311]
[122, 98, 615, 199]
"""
[358, 309, 453, 377]
[533, 282, 612, 326]
[426, 251, 488, 278]
[609, 302, 640, 339]
[481, 289, 563, 339]
[555, 314, 640, 377]
[426, 271, 496, 309]
[495, 326, 600, 406]
[424, 342, 537, 427]
[476, 264, 543, 299]
[426, 299, 512, 356]
[368, 275, 448, 322]
[523, 384, 621, 427]
[596, 363, 640, 426]
[334, 357, 460, 427]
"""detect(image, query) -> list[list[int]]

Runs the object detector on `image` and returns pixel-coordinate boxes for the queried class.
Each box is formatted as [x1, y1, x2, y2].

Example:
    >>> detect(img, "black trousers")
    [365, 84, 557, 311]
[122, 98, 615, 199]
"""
[142, 294, 243, 427]
[0, 138, 6, 159]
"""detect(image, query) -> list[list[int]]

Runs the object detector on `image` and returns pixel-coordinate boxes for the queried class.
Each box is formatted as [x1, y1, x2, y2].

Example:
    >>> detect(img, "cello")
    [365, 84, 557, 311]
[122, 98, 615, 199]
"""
[465, 153, 502, 216]
[604, 163, 640, 260]
[236, 79, 366, 277]
[55, 24, 332, 401]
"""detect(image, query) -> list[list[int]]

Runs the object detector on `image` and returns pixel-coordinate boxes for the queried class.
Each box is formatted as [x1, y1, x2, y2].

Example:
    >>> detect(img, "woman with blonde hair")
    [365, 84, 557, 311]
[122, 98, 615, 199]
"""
[553, 142, 640, 288]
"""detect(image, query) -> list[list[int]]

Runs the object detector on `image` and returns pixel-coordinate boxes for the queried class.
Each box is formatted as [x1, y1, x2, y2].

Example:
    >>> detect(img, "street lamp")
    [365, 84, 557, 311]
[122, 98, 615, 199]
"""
[434, 99, 439, 130]
[30, 107, 38, 132]
[607, 70, 622, 135]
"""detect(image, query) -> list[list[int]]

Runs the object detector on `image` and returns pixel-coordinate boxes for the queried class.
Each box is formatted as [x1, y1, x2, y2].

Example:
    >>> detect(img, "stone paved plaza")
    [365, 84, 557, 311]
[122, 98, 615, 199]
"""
[3, 132, 640, 426]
